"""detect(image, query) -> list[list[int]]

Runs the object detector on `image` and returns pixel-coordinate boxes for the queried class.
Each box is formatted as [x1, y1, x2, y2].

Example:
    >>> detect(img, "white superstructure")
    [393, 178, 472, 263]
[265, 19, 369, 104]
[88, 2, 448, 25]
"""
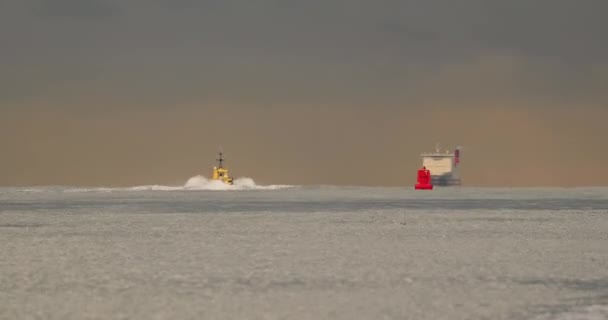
[420, 144, 462, 186]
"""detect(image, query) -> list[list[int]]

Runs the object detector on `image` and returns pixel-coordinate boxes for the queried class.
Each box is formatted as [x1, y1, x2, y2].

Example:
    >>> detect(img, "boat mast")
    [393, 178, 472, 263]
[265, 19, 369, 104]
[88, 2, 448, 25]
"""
[217, 152, 225, 169]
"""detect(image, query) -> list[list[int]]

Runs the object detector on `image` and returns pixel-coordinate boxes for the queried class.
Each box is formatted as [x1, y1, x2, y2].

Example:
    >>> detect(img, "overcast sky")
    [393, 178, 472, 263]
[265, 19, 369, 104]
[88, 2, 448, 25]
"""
[1, 0, 607, 186]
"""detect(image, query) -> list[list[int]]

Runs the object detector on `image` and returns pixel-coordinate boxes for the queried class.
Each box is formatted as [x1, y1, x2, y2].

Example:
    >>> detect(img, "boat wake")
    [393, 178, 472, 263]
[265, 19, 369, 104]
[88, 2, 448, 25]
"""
[64, 175, 292, 192]
[181, 175, 291, 191]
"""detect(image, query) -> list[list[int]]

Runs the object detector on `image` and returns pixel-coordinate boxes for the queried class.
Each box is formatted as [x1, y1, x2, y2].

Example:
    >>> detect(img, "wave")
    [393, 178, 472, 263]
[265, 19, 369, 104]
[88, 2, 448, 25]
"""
[174, 175, 290, 191]
[533, 304, 608, 320]
[63, 175, 293, 192]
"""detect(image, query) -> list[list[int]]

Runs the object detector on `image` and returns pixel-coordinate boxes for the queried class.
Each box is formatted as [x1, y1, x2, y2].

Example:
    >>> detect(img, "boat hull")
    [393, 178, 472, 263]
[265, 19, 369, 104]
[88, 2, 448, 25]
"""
[431, 176, 461, 186]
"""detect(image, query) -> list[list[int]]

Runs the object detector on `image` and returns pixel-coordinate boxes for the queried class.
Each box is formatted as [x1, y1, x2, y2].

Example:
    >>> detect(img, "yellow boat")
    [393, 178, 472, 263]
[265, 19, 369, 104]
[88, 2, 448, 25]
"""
[211, 151, 234, 185]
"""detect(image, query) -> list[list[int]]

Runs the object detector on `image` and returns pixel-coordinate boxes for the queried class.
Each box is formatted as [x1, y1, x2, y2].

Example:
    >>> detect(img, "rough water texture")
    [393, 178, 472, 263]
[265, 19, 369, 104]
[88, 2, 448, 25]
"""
[1, 186, 607, 319]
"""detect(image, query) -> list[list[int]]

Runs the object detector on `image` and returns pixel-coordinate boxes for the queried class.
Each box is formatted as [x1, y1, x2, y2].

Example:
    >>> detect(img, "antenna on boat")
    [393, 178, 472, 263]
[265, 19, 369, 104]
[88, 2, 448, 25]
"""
[217, 147, 225, 169]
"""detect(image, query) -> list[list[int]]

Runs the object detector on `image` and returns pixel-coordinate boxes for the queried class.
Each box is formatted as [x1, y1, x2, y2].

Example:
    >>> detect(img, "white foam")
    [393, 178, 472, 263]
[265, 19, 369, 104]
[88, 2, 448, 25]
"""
[63, 176, 293, 192]
[127, 185, 183, 191]
[182, 175, 292, 191]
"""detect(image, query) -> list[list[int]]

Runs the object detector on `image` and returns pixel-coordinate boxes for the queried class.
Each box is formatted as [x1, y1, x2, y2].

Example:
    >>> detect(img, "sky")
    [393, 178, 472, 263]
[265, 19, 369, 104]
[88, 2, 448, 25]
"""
[1, 0, 607, 187]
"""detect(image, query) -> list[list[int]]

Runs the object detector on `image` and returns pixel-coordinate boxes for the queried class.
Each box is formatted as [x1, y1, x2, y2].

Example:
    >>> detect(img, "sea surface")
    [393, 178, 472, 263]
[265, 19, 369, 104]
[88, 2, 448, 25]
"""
[1, 185, 607, 319]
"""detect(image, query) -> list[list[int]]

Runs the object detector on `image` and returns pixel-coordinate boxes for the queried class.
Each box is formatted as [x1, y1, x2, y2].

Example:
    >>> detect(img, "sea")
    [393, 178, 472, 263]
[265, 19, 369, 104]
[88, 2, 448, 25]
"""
[1, 180, 607, 319]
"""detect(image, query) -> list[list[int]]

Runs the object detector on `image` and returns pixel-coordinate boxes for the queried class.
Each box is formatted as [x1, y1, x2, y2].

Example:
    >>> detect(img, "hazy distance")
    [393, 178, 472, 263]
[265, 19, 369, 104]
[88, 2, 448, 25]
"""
[1, 0, 607, 187]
